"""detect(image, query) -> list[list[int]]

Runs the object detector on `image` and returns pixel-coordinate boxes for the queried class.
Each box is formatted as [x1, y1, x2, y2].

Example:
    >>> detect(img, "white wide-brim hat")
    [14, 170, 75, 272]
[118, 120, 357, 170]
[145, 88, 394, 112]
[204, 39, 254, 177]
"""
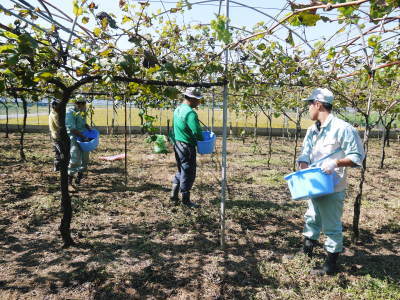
[183, 87, 203, 100]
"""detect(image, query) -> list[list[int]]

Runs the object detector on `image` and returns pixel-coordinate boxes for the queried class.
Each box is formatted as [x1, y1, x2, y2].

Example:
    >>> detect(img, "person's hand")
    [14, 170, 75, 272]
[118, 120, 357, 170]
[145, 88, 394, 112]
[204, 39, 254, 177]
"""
[321, 159, 337, 174]
[298, 162, 309, 170]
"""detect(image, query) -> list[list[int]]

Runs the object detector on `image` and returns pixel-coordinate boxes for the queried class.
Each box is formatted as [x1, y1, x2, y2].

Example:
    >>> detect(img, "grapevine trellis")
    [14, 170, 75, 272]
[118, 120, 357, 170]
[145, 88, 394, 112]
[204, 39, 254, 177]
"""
[1, 0, 400, 247]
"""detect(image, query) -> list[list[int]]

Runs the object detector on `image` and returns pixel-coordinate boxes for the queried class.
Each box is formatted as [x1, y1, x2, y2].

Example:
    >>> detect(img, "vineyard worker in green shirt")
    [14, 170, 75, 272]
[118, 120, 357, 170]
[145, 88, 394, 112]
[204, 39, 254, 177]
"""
[65, 99, 91, 188]
[297, 88, 365, 276]
[170, 87, 204, 208]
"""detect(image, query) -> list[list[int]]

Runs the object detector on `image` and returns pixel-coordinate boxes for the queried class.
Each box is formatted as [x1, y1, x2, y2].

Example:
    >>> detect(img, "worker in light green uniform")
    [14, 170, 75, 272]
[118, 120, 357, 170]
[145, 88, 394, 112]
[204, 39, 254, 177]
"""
[65, 99, 91, 186]
[170, 87, 204, 208]
[297, 88, 365, 275]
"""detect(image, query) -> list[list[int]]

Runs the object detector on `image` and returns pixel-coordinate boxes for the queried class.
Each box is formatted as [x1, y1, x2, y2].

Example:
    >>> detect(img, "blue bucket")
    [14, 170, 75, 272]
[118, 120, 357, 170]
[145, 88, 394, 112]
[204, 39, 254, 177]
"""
[284, 167, 336, 200]
[77, 129, 100, 152]
[197, 131, 216, 154]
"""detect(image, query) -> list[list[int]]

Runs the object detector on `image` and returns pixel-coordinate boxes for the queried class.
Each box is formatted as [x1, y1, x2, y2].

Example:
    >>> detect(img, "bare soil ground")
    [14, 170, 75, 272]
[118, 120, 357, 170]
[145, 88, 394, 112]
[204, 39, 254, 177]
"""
[0, 133, 399, 299]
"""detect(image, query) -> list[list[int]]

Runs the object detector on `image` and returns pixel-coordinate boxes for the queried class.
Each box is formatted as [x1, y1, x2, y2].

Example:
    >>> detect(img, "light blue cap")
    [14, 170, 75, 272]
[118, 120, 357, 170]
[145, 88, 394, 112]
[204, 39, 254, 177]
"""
[303, 88, 334, 104]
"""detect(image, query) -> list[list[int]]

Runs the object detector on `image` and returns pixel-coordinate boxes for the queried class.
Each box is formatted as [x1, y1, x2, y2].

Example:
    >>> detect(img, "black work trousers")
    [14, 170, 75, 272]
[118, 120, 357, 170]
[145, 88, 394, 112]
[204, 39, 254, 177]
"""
[173, 141, 197, 193]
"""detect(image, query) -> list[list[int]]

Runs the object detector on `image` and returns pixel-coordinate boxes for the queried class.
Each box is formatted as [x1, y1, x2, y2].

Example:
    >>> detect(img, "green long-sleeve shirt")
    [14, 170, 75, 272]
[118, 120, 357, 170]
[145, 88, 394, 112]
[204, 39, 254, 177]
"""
[173, 103, 203, 145]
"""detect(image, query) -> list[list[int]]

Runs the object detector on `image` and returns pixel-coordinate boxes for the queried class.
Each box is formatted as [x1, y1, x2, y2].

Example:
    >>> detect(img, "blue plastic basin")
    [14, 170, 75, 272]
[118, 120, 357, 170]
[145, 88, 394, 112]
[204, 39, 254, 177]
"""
[284, 167, 336, 200]
[77, 129, 100, 152]
[197, 131, 216, 154]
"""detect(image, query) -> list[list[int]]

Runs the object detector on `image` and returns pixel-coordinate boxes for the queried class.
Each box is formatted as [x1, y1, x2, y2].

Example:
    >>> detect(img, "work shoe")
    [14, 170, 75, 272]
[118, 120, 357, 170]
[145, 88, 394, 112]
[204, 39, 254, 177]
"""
[303, 237, 317, 258]
[181, 192, 200, 208]
[170, 183, 180, 204]
[68, 175, 74, 186]
[282, 238, 317, 262]
[75, 172, 84, 185]
[311, 252, 339, 276]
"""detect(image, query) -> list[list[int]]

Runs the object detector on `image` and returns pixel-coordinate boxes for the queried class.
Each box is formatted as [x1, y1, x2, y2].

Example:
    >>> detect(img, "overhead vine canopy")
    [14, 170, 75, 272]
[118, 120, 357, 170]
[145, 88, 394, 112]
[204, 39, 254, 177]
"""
[0, 0, 399, 99]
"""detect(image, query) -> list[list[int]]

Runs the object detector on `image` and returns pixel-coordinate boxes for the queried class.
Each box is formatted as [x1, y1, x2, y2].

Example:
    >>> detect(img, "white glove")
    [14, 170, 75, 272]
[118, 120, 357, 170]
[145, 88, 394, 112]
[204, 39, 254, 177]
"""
[321, 159, 337, 174]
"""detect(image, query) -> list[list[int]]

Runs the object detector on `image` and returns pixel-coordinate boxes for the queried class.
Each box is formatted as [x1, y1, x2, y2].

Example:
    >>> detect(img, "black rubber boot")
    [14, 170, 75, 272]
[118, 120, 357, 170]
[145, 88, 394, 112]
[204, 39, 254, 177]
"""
[303, 237, 317, 258]
[170, 184, 180, 204]
[283, 237, 317, 261]
[182, 192, 200, 208]
[68, 175, 74, 186]
[75, 172, 83, 185]
[311, 252, 339, 276]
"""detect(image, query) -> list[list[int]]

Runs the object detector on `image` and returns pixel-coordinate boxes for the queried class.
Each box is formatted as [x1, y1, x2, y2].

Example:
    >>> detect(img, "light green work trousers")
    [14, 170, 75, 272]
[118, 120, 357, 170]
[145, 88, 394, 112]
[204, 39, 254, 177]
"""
[302, 191, 346, 253]
[68, 137, 89, 176]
